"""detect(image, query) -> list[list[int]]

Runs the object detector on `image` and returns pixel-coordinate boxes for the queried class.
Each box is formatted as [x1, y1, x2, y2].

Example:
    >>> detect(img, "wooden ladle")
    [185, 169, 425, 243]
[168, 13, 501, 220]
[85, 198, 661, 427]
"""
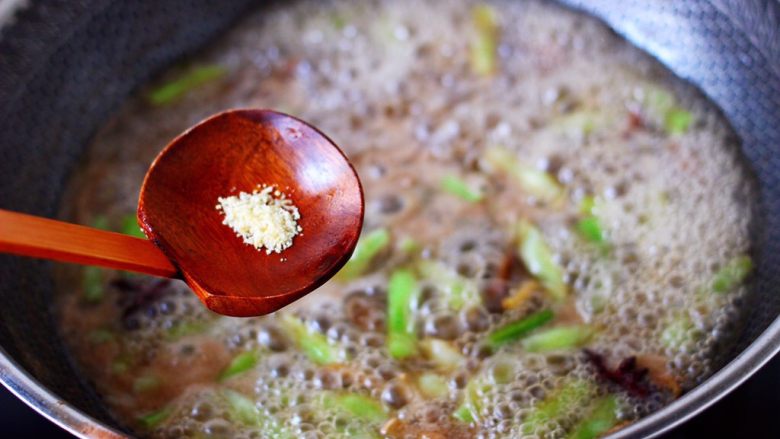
[0, 109, 364, 317]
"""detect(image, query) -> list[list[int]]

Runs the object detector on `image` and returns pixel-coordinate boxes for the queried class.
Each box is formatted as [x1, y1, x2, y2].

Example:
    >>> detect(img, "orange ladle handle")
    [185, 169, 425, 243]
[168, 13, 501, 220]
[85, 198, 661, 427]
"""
[0, 209, 177, 277]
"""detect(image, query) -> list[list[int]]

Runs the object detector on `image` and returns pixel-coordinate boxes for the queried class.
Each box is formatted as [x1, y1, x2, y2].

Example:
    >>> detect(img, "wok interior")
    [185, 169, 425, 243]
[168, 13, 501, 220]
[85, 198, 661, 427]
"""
[0, 0, 778, 437]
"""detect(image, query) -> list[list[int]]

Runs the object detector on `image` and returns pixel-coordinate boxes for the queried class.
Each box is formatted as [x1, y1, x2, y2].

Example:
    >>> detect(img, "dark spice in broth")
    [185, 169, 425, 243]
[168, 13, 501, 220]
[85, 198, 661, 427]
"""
[56, 0, 755, 437]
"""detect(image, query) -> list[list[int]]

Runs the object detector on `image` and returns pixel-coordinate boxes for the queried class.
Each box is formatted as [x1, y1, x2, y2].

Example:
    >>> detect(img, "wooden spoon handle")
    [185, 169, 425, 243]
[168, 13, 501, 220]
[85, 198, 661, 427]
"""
[0, 209, 178, 278]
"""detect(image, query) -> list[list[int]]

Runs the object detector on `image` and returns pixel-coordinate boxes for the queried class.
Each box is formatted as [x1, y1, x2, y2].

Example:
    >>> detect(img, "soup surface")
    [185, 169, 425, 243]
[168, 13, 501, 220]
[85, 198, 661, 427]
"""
[56, 0, 756, 437]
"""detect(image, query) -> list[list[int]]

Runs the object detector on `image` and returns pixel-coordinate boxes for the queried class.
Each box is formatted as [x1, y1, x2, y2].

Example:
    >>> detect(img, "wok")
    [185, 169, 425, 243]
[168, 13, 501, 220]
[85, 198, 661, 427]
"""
[0, 0, 778, 437]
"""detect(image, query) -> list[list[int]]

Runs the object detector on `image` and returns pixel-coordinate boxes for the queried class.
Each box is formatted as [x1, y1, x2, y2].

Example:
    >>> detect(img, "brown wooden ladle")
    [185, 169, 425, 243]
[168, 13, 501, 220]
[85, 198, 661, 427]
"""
[0, 109, 364, 317]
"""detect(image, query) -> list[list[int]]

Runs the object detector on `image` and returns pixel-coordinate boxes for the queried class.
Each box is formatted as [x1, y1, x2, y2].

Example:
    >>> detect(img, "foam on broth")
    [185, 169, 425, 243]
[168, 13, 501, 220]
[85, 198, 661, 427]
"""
[56, 0, 755, 437]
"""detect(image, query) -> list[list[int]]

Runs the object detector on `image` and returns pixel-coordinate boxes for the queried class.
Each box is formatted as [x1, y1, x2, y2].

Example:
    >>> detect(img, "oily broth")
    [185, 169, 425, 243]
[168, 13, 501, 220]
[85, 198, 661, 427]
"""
[56, 0, 755, 437]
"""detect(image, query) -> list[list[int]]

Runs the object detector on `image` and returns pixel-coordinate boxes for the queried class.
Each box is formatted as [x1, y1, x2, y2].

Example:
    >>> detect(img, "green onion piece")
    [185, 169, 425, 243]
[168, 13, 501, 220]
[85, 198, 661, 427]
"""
[280, 314, 341, 365]
[488, 360, 516, 385]
[470, 4, 499, 76]
[576, 196, 608, 248]
[642, 86, 695, 135]
[453, 403, 477, 424]
[521, 325, 592, 352]
[326, 393, 387, 423]
[453, 377, 492, 424]
[664, 109, 693, 135]
[441, 174, 483, 202]
[419, 338, 465, 371]
[223, 389, 293, 438]
[121, 214, 146, 239]
[147, 65, 227, 106]
[485, 146, 563, 203]
[418, 373, 449, 399]
[576, 217, 605, 244]
[387, 269, 419, 359]
[387, 333, 417, 360]
[567, 395, 620, 439]
[223, 389, 258, 425]
[337, 228, 391, 280]
[579, 196, 596, 215]
[219, 351, 259, 381]
[711, 255, 752, 293]
[552, 111, 604, 138]
[486, 309, 554, 351]
[88, 329, 115, 344]
[523, 379, 594, 434]
[111, 359, 129, 374]
[138, 406, 172, 429]
[82, 266, 104, 303]
[661, 315, 695, 349]
[417, 260, 479, 310]
[92, 215, 110, 230]
[399, 236, 421, 254]
[517, 221, 567, 300]
[166, 320, 209, 341]
[133, 375, 160, 393]
[331, 14, 347, 30]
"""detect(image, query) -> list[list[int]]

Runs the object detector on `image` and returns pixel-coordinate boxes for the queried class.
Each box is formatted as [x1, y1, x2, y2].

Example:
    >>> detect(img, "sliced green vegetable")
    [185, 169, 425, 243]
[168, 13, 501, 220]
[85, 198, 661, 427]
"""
[711, 255, 752, 293]
[147, 64, 227, 106]
[111, 359, 129, 374]
[552, 110, 606, 138]
[521, 325, 592, 352]
[661, 315, 695, 349]
[82, 266, 104, 303]
[579, 196, 597, 215]
[325, 393, 387, 423]
[517, 221, 567, 300]
[88, 328, 115, 344]
[399, 236, 421, 254]
[223, 389, 258, 425]
[280, 314, 341, 365]
[219, 350, 259, 381]
[644, 87, 675, 116]
[166, 320, 209, 341]
[418, 373, 449, 398]
[138, 406, 172, 429]
[92, 215, 110, 231]
[387, 333, 417, 361]
[417, 260, 480, 310]
[642, 86, 694, 135]
[337, 228, 390, 280]
[330, 13, 347, 30]
[419, 338, 465, 371]
[485, 146, 564, 203]
[223, 389, 292, 438]
[453, 377, 489, 424]
[576, 216, 605, 244]
[523, 379, 594, 434]
[453, 403, 477, 424]
[488, 359, 516, 385]
[387, 269, 419, 359]
[486, 309, 554, 351]
[133, 375, 160, 393]
[664, 109, 693, 135]
[567, 395, 620, 439]
[470, 4, 499, 76]
[441, 174, 483, 202]
[576, 196, 609, 248]
[121, 214, 146, 239]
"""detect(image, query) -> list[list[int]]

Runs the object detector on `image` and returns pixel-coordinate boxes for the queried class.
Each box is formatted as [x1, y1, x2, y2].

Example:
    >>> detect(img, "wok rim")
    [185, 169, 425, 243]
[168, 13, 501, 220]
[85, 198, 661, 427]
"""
[0, 0, 778, 437]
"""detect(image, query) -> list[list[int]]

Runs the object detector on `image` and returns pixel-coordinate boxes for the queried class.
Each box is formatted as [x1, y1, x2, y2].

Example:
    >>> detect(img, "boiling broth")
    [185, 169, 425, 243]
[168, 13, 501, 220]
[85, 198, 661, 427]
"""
[56, 0, 755, 437]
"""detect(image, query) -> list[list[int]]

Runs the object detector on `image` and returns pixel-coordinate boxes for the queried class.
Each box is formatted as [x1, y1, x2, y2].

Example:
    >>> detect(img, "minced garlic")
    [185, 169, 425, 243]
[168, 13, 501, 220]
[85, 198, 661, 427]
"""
[216, 185, 302, 254]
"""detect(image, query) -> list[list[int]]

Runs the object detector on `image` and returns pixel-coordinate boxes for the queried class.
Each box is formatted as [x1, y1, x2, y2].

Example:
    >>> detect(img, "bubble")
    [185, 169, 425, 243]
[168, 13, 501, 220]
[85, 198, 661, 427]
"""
[381, 381, 411, 409]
